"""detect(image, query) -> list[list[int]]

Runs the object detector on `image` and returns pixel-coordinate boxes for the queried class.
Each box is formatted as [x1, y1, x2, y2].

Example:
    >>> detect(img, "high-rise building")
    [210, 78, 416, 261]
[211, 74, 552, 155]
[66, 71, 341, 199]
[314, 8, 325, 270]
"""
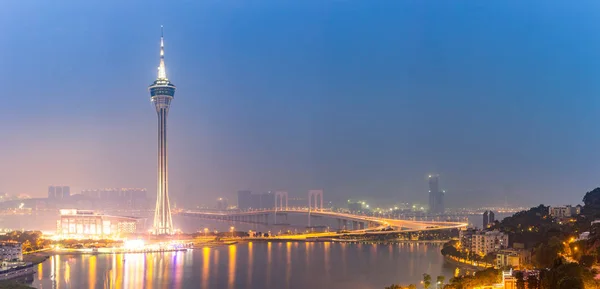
[427, 175, 445, 214]
[483, 210, 495, 228]
[48, 186, 56, 199]
[483, 210, 489, 228]
[62, 186, 70, 198]
[237, 191, 276, 210]
[237, 190, 253, 210]
[48, 186, 70, 199]
[80, 188, 148, 209]
[216, 198, 228, 210]
[150, 26, 176, 235]
[460, 229, 509, 255]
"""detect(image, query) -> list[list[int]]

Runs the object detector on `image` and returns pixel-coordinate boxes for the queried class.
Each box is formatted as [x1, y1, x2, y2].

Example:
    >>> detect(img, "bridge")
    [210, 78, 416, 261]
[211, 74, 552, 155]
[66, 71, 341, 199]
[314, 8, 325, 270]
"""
[178, 208, 467, 235]
[178, 190, 467, 238]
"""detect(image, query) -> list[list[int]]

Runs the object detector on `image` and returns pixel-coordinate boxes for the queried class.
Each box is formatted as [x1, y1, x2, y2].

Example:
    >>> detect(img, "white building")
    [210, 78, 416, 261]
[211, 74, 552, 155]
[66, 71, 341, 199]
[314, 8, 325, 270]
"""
[496, 249, 531, 269]
[548, 205, 581, 218]
[0, 243, 22, 261]
[461, 229, 509, 256]
[56, 209, 141, 238]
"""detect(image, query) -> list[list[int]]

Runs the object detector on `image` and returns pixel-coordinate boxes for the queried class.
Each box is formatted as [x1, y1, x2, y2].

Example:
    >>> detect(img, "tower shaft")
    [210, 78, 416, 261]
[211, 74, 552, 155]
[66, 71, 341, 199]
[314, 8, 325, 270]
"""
[153, 103, 173, 234]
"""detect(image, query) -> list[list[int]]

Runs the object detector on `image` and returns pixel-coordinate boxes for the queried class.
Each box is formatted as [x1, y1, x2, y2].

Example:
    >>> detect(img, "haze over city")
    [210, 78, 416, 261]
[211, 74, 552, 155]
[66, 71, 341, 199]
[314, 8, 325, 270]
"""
[3, 1, 600, 208]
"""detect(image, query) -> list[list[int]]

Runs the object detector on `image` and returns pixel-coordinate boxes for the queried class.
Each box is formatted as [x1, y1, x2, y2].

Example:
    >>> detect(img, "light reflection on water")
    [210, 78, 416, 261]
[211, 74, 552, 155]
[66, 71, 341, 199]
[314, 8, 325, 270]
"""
[31, 242, 457, 289]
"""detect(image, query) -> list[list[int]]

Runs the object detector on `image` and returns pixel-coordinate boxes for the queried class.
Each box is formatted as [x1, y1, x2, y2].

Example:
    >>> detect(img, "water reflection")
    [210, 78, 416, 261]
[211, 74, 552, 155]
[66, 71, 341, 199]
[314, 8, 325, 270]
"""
[247, 242, 253, 285]
[213, 248, 220, 281]
[228, 245, 236, 289]
[266, 242, 272, 289]
[64, 260, 70, 286]
[285, 242, 292, 288]
[89, 255, 96, 289]
[324, 242, 330, 278]
[31, 242, 458, 289]
[146, 254, 154, 289]
[174, 251, 184, 289]
[202, 248, 210, 289]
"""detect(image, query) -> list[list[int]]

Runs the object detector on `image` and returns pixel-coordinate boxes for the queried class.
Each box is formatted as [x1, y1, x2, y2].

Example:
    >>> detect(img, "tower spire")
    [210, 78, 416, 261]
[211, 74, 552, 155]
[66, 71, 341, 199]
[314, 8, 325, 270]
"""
[158, 25, 167, 80]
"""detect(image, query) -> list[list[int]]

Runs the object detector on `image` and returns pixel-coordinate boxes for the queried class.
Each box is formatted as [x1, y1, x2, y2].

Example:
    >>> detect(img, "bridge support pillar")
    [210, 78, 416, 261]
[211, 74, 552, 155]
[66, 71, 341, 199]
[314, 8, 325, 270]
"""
[308, 189, 324, 211]
[275, 191, 288, 210]
[358, 222, 364, 230]
[352, 221, 358, 230]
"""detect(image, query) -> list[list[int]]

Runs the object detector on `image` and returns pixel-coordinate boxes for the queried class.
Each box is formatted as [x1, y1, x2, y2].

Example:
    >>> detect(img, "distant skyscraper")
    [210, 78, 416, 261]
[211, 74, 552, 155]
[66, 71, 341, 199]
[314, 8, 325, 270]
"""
[150, 26, 176, 235]
[48, 186, 70, 199]
[236, 191, 276, 210]
[216, 198, 228, 210]
[48, 186, 56, 199]
[62, 186, 70, 198]
[483, 210, 489, 228]
[237, 190, 253, 210]
[483, 210, 495, 228]
[427, 175, 445, 214]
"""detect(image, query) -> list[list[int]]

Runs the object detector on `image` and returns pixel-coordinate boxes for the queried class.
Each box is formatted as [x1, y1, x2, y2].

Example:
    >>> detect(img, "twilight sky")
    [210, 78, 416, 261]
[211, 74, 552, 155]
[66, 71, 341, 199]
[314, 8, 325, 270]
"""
[2, 0, 600, 208]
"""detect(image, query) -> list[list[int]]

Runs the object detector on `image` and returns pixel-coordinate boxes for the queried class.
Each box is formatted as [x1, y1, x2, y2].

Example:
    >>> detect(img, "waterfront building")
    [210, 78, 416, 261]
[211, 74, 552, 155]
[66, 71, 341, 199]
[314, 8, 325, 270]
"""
[0, 243, 22, 262]
[427, 175, 445, 214]
[149, 27, 176, 235]
[56, 209, 142, 238]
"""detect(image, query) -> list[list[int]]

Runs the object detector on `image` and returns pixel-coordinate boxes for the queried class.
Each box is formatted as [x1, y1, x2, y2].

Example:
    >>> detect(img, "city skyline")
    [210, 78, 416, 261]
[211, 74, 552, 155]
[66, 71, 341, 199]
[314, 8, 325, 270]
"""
[2, 1, 600, 208]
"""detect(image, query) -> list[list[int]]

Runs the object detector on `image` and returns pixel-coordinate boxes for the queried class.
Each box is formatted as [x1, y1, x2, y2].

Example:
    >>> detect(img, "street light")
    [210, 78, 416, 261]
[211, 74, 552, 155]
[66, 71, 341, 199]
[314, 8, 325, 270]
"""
[230, 226, 235, 238]
[204, 228, 208, 237]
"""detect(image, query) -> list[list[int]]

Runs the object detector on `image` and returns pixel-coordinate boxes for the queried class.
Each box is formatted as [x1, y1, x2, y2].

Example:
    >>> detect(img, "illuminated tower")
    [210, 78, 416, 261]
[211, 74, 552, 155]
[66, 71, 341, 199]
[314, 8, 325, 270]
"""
[149, 26, 176, 235]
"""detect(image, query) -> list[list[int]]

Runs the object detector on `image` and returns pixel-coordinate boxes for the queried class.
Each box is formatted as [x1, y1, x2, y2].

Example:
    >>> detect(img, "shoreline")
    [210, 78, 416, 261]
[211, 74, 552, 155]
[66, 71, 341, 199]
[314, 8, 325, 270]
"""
[443, 255, 490, 271]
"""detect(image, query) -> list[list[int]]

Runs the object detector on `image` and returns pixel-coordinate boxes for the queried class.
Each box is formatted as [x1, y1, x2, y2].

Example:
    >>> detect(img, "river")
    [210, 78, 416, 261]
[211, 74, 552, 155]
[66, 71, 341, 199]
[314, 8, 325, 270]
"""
[29, 242, 463, 289]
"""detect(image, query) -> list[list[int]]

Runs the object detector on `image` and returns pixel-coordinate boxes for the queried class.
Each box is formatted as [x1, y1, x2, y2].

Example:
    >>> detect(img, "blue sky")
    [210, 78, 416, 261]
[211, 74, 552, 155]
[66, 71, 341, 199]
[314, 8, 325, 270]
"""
[2, 0, 600, 207]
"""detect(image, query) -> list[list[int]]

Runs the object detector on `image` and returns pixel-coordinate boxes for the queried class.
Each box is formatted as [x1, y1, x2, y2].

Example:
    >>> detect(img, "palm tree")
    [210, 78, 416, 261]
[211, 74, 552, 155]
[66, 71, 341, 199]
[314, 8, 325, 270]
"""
[436, 276, 445, 289]
[423, 274, 432, 289]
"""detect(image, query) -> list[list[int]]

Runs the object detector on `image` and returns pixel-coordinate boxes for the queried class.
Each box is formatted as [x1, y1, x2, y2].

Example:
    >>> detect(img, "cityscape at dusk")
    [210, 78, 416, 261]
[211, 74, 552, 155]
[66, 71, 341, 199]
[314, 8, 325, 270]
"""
[2, 1, 600, 289]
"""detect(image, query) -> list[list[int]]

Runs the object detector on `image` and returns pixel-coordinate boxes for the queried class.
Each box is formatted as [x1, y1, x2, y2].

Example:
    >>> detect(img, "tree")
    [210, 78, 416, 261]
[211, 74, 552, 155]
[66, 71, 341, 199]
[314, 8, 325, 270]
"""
[515, 271, 525, 289]
[533, 237, 564, 268]
[436, 276, 445, 288]
[558, 277, 584, 289]
[526, 274, 540, 289]
[22, 240, 32, 253]
[423, 274, 432, 289]
[407, 285, 416, 289]
[583, 188, 600, 217]
[385, 285, 402, 289]
[579, 254, 595, 268]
